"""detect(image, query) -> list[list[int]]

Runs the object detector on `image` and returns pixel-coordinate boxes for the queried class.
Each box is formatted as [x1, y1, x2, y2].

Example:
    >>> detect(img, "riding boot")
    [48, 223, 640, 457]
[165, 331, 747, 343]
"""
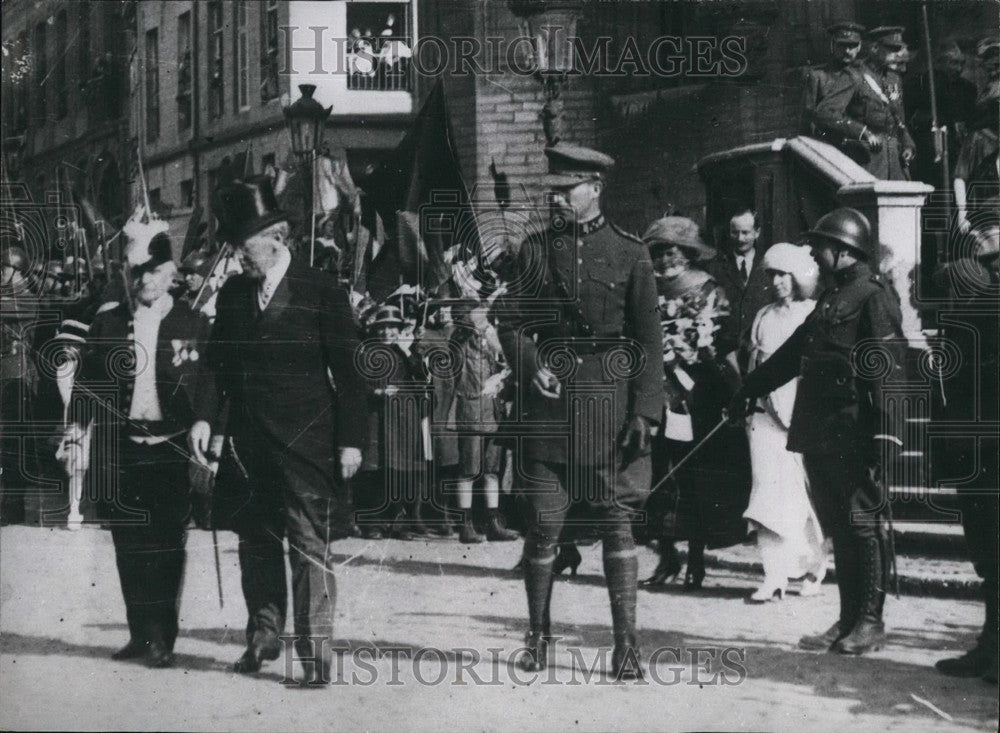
[800, 530, 859, 650]
[834, 536, 886, 655]
[520, 545, 555, 671]
[604, 534, 642, 680]
[938, 578, 999, 677]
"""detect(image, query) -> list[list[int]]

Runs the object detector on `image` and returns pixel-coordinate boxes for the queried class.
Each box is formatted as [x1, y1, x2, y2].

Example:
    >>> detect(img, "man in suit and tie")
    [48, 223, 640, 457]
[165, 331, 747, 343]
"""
[704, 209, 774, 372]
[188, 176, 366, 685]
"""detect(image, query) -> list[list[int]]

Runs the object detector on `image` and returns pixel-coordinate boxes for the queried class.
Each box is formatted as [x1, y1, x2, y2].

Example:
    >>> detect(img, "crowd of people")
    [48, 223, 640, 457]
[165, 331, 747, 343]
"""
[1, 23, 997, 686]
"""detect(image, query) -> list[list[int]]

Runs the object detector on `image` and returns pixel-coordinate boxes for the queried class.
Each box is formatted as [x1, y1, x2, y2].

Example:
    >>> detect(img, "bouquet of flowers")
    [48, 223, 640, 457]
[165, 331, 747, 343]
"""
[659, 286, 729, 366]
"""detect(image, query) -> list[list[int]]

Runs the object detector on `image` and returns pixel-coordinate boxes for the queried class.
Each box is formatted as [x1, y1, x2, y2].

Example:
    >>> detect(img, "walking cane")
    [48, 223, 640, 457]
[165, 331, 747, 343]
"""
[212, 529, 224, 609]
[646, 413, 732, 496]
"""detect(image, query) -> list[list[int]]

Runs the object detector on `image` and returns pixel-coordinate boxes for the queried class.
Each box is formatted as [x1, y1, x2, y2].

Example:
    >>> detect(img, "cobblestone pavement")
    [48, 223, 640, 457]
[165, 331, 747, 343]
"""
[1, 526, 997, 732]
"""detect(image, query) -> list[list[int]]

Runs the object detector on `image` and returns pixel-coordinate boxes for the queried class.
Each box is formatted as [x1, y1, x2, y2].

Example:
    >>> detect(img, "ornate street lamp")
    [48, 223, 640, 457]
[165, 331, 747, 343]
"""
[282, 84, 332, 266]
[509, 0, 581, 146]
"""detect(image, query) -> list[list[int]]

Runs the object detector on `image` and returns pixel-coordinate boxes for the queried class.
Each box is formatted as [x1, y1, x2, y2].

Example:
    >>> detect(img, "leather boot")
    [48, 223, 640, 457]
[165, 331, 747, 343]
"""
[938, 586, 999, 678]
[519, 548, 555, 671]
[800, 531, 859, 651]
[459, 508, 485, 544]
[486, 508, 519, 541]
[834, 537, 887, 655]
[605, 541, 642, 680]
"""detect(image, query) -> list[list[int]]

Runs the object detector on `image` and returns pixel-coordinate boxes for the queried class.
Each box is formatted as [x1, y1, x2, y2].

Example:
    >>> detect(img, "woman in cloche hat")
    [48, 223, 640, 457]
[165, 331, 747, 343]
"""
[741, 243, 828, 603]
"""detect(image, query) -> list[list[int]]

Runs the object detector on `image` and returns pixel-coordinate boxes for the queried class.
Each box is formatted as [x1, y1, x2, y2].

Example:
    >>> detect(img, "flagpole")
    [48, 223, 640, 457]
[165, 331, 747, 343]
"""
[309, 149, 318, 267]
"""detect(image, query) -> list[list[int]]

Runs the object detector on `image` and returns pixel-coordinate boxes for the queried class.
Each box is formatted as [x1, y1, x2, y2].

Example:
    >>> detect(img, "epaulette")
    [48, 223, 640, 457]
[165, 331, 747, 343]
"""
[611, 222, 645, 246]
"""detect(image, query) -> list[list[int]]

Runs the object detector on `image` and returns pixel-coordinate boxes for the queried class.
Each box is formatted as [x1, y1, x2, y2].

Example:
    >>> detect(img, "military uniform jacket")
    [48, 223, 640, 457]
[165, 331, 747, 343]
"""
[741, 262, 906, 455]
[802, 61, 863, 137]
[814, 65, 915, 149]
[497, 214, 663, 465]
[72, 298, 203, 439]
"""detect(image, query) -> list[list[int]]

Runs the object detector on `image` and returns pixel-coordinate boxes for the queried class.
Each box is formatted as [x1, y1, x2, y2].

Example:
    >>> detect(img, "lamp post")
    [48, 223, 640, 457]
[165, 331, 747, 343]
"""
[508, 1, 581, 147]
[282, 84, 332, 266]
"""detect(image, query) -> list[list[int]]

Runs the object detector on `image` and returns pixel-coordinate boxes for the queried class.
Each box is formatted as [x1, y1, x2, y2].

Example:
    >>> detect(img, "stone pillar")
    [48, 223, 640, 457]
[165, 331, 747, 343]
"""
[838, 180, 934, 348]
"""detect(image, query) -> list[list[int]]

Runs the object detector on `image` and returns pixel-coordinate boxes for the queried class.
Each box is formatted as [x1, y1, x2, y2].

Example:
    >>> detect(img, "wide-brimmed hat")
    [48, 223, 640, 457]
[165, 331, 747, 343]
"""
[541, 143, 615, 189]
[642, 216, 716, 261]
[762, 242, 820, 298]
[212, 175, 288, 244]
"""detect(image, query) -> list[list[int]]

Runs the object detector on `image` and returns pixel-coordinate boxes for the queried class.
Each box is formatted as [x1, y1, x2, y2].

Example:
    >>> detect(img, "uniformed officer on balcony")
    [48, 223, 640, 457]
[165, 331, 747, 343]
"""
[814, 26, 917, 180]
[802, 22, 866, 139]
[497, 143, 662, 679]
[731, 208, 907, 656]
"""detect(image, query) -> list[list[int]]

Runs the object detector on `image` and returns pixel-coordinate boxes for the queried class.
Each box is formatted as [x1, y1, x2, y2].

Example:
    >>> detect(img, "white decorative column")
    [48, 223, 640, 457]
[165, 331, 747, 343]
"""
[837, 180, 934, 348]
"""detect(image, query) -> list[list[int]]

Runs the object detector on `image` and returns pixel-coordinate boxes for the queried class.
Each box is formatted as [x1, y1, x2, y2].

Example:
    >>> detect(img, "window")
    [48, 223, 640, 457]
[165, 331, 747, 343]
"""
[260, 0, 280, 102]
[180, 179, 194, 209]
[145, 28, 160, 142]
[55, 11, 67, 119]
[208, 1, 225, 119]
[33, 22, 47, 117]
[346, 2, 413, 92]
[177, 12, 192, 131]
[78, 4, 90, 84]
[234, 2, 250, 110]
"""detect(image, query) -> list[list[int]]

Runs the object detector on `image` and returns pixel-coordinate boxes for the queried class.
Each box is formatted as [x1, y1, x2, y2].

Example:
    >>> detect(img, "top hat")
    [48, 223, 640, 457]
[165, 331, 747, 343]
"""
[827, 21, 865, 45]
[541, 143, 616, 189]
[212, 175, 288, 244]
[869, 26, 906, 50]
[642, 216, 716, 261]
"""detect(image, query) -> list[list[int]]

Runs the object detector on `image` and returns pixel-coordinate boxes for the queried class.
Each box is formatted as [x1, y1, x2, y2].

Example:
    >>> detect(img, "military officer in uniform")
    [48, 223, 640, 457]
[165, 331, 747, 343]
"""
[802, 22, 866, 141]
[497, 144, 662, 679]
[731, 208, 907, 655]
[814, 27, 916, 180]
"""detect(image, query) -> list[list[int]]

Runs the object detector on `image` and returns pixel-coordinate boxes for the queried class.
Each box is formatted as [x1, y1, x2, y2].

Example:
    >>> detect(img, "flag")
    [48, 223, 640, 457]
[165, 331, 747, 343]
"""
[363, 79, 480, 302]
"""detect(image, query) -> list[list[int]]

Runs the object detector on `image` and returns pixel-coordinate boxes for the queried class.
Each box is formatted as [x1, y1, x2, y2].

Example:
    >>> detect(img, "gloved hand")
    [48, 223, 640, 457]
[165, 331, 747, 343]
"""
[619, 415, 653, 467]
[726, 387, 755, 427]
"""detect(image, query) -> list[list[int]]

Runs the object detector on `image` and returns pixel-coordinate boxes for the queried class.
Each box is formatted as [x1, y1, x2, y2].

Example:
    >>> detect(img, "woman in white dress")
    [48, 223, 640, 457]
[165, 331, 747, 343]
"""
[743, 243, 827, 602]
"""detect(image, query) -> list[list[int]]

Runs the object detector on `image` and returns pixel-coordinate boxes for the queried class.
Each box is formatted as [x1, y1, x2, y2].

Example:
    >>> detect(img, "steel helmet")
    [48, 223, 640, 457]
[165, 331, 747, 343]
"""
[803, 207, 873, 260]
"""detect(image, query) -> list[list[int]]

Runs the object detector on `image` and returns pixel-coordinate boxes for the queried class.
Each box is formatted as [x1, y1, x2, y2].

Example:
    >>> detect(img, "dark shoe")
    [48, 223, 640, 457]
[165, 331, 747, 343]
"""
[111, 639, 147, 661]
[936, 645, 994, 678]
[683, 544, 705, 590]
[518, 632, 549, 672]
[834, 618, 885, 655]
[234, 637, 282, 674]
[799, 621, 846, 651]
[145, 640, 175, 669]
[360, 525, 386, 540]
[459, 509, 485, 544]
[485, 509, 519, 542]
[639, 545, 681, 587]
[611, 637, 644, 681]
[552, 544, 582, 577]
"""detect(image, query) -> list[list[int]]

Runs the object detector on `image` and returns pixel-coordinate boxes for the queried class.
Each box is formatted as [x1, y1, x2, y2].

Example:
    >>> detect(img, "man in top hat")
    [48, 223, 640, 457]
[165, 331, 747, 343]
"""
[66, 232, 203, 667]
[496, 143, 662, 679]
[189, 175, 366, 684]
[730, 207, 907, 656]
[803, 22, 867, 139]
[814, 26, 916, 179]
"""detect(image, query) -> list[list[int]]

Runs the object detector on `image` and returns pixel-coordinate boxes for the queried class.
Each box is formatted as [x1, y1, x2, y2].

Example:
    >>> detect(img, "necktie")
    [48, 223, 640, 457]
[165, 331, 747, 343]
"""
[739, 258, 748, 286]
[259, 280, 274, 311]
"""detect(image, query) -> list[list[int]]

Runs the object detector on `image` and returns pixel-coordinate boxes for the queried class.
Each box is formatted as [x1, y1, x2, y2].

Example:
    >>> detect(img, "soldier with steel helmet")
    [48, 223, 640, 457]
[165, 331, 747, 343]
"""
[731, 207, 907, 655]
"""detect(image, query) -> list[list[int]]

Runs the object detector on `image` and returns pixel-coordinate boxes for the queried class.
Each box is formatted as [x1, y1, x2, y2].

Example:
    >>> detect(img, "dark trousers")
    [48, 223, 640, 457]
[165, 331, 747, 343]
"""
[804, 450, 886, 623]
[109, 438, 189, 650]
[228, 430, 347, 651]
